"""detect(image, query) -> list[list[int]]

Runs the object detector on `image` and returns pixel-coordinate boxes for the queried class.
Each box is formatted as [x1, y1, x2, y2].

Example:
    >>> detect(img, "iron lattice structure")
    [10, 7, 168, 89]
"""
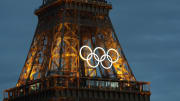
[4, 0, 151, 101]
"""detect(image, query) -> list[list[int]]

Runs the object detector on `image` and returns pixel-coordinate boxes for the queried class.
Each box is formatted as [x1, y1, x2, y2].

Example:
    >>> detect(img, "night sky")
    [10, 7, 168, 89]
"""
[0, 0, 180, 100]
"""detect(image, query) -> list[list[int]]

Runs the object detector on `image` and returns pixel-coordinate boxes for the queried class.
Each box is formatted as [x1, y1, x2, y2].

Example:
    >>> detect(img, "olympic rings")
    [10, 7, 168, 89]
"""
[79, 45, 120, 69]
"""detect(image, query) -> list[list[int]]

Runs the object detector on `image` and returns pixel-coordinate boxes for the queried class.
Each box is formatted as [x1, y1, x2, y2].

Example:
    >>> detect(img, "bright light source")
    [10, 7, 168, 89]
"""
[79, 45, 120, 69]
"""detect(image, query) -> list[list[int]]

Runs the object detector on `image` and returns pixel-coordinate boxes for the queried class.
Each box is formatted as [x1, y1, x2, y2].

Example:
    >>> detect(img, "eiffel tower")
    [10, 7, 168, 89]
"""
[3, 0, 151, 101]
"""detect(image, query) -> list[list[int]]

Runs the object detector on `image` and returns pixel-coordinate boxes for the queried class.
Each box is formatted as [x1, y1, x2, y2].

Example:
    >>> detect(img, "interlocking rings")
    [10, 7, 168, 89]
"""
[79, 45, 120, 69]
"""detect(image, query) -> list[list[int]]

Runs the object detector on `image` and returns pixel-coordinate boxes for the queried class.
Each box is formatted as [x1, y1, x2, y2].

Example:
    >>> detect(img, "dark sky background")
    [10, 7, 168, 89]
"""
[0, 0, 180, 100]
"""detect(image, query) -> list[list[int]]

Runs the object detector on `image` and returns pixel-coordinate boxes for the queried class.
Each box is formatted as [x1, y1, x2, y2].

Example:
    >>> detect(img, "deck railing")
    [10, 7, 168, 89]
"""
[4, 75, 150, 100]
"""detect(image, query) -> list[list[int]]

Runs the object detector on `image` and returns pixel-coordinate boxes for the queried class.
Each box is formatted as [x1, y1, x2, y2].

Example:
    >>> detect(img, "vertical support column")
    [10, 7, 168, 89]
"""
[58, 8, 66, 73]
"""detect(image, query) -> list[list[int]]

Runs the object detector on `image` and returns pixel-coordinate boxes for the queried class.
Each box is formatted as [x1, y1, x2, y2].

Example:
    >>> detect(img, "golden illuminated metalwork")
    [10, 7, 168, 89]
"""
[17, 1, 136, 86]
[3, 0, 150, 101]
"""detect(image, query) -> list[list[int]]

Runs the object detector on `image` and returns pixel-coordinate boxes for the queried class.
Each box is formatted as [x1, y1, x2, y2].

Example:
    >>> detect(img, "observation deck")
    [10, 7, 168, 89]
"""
[4, 76, 150, 101]
[35, 0, 112, 15]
